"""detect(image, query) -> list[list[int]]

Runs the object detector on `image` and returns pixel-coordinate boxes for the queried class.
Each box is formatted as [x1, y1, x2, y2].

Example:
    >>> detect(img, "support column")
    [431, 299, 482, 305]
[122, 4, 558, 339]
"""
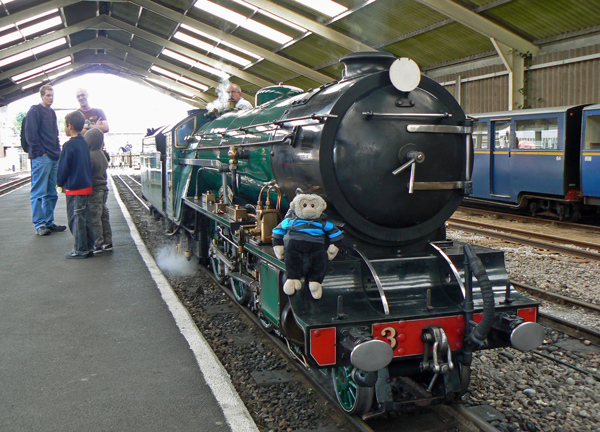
[491, 38, 526, 110]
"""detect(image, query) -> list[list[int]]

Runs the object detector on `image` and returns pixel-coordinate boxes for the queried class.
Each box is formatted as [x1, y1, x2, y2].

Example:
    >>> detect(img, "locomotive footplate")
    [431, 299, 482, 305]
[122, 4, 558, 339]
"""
[286, 243, 540, 369]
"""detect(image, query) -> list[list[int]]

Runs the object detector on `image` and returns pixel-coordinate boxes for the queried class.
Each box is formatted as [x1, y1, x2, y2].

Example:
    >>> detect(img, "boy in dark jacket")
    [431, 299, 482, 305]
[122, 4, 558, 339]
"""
[57, 111, 95, 259]
[84, 128, 113, 253]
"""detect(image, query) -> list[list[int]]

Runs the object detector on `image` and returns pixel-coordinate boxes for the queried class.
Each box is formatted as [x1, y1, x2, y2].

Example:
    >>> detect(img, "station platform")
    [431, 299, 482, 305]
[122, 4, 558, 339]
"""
[0, 176, 258, 432]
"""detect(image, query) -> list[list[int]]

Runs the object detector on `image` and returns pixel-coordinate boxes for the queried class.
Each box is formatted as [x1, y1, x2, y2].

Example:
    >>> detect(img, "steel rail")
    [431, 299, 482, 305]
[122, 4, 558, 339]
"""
[447, 220, 600, 261]
[537, 313, 600, 346]
[126, 174, 141, 187]
[0, 176, 31, 196]
[456, 206, 600, 233]
[113, 174, 149, 211]
[511, 281, 600, 313]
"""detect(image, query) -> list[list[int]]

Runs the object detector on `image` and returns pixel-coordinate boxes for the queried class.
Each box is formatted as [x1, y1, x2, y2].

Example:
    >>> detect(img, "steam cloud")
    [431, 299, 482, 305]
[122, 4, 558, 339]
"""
[155, 246, 198, 277]
[206, 79, 231, 112]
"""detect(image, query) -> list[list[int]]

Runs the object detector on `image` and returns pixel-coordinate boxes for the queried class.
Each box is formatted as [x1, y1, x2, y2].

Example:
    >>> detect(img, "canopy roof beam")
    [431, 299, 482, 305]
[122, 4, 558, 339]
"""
[128, 0, 332, 83]
[415, 0, 540, 55]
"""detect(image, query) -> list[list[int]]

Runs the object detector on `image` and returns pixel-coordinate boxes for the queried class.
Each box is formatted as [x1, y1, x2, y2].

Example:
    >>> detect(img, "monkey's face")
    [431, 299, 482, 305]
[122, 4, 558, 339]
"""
[293, 195, 326, 220]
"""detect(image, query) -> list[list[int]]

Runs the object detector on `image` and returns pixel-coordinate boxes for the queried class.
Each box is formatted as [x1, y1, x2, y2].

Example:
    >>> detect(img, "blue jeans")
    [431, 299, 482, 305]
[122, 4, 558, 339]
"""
[30, 155, 59, 229]
[66, 195, 95, 255]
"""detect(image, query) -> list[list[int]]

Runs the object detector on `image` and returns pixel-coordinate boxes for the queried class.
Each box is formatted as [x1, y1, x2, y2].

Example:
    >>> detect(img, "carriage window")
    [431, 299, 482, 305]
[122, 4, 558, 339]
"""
[472, 122, 488, 149]
[175, 118, 196, 148]
[493, 121, 511, 149]
[514, 118, 559, 150]
[584, 114, 600, 150]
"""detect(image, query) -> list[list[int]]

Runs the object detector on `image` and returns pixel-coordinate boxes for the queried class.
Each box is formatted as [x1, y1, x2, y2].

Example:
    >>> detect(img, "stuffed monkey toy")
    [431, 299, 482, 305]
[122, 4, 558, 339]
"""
[272, 193, 343, 299]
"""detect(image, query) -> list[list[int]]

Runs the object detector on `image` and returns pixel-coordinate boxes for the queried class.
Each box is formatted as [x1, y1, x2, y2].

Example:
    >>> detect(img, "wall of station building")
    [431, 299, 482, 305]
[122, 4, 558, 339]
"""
[431, 40, 600, 115]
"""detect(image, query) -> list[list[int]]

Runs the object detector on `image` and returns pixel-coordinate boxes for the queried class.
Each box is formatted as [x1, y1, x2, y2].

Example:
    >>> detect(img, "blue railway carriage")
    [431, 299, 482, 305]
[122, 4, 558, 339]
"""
[468, 105, 587, 220]
[582, 104, 600, 207]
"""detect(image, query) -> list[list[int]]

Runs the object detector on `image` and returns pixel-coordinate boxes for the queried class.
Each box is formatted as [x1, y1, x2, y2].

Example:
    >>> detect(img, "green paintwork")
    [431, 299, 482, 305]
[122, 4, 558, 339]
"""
[260, 262, 280, 326]
[186, 94, 301, 207]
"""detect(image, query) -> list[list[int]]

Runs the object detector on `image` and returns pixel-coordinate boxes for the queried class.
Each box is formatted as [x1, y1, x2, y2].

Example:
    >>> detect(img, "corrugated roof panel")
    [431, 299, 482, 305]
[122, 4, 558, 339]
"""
[280, 34, 351, 70]
[331, 0, 449, 46]
[188, 0, 304, 50]
[384, 22, 494, 68]
[69, 30, 98, 46]
[245, 60, 296, 83]
[318, 62, 345, 80]
[481, 0, 600, 41]
[130, 35, 163, 57]
[111, 2, 142, 26]
[108, 29, 135, 47]
[138, 9, 178, 39]
[63, 2, 96, 25]
[282, 75, 322, 90]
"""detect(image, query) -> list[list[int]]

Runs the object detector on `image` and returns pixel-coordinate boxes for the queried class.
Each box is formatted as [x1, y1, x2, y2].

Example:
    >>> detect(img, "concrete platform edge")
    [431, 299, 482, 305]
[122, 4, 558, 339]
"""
[110, 175, 259, 432]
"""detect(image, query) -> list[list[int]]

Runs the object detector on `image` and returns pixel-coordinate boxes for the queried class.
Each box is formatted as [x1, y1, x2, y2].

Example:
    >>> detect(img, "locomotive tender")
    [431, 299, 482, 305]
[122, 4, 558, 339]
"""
[468, 104, 600, 220]
[141, 52, 544, 417]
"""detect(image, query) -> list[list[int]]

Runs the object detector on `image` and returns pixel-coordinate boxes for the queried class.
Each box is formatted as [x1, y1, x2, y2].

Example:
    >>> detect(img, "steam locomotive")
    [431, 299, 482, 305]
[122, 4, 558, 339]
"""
[140, 52, 544, 418]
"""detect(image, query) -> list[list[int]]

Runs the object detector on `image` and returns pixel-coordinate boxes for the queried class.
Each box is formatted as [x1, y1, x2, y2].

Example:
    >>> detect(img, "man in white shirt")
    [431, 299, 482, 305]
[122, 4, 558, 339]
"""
[227, 84, 253, 110]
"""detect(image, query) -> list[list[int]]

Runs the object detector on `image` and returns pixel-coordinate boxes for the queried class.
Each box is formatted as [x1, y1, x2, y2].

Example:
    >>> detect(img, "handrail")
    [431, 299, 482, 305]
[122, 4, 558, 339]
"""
[195, 113, 338, 139]
[353, 248, 390, 316]
[430, 243, 466, 299]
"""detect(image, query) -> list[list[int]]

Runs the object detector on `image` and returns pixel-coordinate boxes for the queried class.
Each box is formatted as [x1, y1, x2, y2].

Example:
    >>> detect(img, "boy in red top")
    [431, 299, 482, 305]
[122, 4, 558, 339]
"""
[57, 111, 95, 259]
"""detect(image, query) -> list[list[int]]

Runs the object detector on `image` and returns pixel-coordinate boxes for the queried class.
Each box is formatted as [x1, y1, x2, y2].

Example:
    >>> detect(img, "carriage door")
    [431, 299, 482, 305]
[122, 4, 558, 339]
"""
[490, 120, 513, 199]
[582, 109, 600, 200]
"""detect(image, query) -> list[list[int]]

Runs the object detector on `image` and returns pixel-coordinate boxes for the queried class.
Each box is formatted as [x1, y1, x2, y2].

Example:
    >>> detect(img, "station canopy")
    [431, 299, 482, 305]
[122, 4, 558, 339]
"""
[0, 0, 599, 107]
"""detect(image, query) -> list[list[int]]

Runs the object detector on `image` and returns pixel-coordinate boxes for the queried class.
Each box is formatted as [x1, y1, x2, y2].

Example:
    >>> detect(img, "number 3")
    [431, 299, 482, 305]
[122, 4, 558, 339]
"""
[381, 327, 398, 349]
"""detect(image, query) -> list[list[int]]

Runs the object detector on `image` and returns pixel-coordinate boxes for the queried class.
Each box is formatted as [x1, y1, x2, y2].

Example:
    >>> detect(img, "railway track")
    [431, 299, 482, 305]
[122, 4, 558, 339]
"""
[449, 213, 600, 342]
[0, 176, 30, 196]
[450, 209, 600, 385]
[447, 217, 600, 261]
[457, 206, 600, 233]
[112, 173, 501, 432]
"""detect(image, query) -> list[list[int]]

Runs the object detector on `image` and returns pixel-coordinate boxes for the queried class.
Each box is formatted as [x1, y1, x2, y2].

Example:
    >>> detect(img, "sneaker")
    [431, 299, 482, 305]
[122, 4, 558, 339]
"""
[37, 227, 51, 236]
[93, 246, 104, 254]
[65, 251, 89, 259]
[47, 223, 67, 232]
[102, 244, 114, 251]
[85, 251, 95, 258]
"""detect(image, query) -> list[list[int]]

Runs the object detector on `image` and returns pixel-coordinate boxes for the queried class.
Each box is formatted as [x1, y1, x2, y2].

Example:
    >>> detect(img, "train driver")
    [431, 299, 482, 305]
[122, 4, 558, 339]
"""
[227, 84, 253, 110]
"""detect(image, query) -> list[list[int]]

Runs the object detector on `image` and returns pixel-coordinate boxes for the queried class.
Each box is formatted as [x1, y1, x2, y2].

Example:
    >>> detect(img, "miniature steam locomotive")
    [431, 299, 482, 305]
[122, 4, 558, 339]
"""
[140, 52, 544, 418]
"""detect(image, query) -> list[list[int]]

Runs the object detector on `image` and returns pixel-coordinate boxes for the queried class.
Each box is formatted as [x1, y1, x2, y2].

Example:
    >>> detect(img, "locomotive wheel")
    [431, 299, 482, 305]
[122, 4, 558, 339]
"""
[258, 311, 274, 332]
[331, 366, 374, 415]
[458, 363, 471, 397]
[211, 255, 227, 284]
[230, 278, 250, 305]
[444, 363, 471, 402]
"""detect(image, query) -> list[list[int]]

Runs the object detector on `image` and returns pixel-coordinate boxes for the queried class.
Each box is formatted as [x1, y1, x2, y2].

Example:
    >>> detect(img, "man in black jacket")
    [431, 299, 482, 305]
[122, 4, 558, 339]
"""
[24, 85, 66, 236]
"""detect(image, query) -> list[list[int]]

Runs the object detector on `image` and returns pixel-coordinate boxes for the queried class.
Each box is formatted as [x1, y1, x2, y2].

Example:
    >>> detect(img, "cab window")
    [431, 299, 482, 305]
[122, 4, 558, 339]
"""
[175, 118, 196, 148]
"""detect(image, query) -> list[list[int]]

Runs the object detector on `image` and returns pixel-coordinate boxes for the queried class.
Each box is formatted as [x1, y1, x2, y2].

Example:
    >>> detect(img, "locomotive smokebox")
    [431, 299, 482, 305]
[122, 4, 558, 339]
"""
[272, 52, 473, 246]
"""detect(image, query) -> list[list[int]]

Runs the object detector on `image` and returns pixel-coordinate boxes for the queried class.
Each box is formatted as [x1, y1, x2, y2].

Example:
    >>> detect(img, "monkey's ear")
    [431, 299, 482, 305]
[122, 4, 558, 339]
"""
[295, 188, 304, 196]
[319, 196, 327, 212]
